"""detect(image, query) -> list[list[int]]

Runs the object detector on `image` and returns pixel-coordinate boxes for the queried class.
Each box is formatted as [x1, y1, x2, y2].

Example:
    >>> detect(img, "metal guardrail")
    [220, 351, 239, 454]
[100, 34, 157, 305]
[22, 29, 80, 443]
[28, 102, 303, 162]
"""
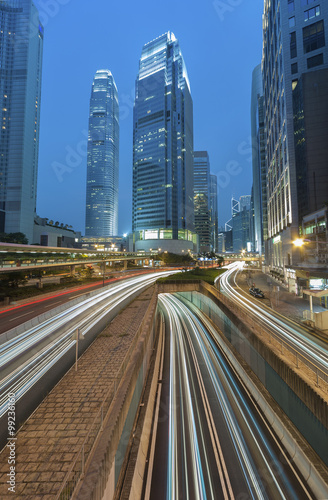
[202, 282, 328, 389]
[55, 288, 158, 500]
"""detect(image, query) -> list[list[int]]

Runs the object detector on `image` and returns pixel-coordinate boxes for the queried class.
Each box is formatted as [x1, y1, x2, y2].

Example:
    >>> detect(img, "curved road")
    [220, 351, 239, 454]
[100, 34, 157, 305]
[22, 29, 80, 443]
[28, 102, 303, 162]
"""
[0, 271, 177, 423]
[219, 263, 328, 383]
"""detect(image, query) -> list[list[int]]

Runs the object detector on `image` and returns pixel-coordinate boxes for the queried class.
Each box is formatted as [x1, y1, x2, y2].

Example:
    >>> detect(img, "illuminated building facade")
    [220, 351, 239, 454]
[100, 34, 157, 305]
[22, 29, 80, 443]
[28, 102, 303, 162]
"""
[85, 70, 119, 237]
[194, 151, 211, 253]
[262, 0, 328, 271]
[132, 32, 196, 253]
[0, 0, 44, 243]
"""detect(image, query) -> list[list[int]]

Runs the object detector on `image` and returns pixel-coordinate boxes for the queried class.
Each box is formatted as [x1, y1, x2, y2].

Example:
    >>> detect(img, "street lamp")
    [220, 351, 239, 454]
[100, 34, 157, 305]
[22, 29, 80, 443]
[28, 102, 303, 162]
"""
[293, 238, 304, 247]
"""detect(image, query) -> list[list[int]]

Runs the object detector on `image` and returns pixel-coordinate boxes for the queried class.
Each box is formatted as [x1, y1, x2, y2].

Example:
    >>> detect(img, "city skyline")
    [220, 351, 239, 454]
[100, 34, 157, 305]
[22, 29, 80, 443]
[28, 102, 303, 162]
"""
[35, 0, 263, 235]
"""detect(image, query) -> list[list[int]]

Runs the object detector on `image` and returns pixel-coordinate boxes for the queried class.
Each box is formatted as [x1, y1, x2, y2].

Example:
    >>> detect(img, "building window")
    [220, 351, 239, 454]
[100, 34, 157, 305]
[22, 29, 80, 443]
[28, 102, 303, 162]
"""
[288, 0, 295, 14]
[301, 0, 316, 5]
[291, 62, 298, 74]
[289, 17, 295, 28]
[307, 52, 324, 68]
[290, 31, 297, 58]
[304, 6, 320, 22]
[303, 20, 325, 53]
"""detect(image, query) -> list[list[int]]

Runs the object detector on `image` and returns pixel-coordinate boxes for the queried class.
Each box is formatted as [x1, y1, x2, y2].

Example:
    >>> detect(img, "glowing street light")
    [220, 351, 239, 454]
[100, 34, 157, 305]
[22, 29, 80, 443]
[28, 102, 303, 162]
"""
[293, 239, 304, 247]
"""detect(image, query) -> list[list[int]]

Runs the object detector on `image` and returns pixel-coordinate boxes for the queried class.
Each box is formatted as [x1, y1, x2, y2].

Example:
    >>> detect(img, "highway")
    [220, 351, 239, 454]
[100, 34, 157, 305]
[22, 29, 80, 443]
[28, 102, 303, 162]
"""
[0, 269, 155, 334]
[0, 271, 177, 430]
[219, 263, 328, 383]
[148, 293, 317, 499]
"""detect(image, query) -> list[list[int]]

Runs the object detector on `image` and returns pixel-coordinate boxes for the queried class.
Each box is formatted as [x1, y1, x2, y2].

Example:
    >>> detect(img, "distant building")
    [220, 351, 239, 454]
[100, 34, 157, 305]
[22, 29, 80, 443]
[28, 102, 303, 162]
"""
[251, 64, 267, 256]
[233, 206, 250, 254]
[0, 0, 44, 243]
[218, 232, 225, 253]
[223, 230, 233, 253]
[262, 0, 328, 272]
[194, 152, 211, 253]
[33, 216, 81, 248]
[210, 174, 219, 253]
[132, 32, 197, 254]
[85, 70, 119, 238]
[239, 195, 251, 211]
[81, 235, 127, 252]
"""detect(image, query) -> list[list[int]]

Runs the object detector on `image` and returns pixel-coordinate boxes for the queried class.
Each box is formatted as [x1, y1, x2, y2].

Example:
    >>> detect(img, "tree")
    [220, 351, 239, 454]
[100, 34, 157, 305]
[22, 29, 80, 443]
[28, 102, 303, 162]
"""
[0, 232, 28, 245]
[158, 252, 195, 265]
[0, 271, 28, 289]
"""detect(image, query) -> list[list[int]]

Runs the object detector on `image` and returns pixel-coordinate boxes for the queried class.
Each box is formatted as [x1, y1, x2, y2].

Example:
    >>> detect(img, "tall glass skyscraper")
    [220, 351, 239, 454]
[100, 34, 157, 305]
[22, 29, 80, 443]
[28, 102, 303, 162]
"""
[251, 64, 267, 257]
[210, 174, 218, 253]
[85, 70, 119, 237]
[132, 32, 196, 253]
[0, 0, 44, 243]
[194, 151, 211, 253]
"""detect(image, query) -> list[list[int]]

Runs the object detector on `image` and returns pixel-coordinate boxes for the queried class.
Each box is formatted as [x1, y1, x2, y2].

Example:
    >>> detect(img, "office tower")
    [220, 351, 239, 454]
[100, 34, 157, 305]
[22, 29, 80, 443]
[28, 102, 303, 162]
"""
[210, 174, 219, 253]
[194, 151, 211, 253]
[262, 0, 328, 271]
[132, 32, 196, 253]
[0, 0, 44, 243]
[293, 69, 328, 220]
[233, 205, 251, 254]
[239, 195, 251, 211]
[251, 64, 267, 256]
[85, 70, 119, 237]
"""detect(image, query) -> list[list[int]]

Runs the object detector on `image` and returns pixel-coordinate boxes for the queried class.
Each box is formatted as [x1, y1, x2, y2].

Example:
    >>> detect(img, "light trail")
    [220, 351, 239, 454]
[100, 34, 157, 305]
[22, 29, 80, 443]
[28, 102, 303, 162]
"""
[219, 263, 328, 379]
[0, 271, 177, 420]
[157, 293, 315, 499]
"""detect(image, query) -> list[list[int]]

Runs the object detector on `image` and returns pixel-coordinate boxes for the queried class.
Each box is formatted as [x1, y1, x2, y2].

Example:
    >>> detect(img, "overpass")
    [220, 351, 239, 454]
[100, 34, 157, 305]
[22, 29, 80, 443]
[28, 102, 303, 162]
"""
[0, 242, 157, 273]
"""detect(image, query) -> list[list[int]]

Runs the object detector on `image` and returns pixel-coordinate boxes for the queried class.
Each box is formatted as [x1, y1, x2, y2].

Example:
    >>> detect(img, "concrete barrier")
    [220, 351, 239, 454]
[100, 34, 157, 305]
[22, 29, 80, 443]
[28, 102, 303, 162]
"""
[128, 314, 164, 500]
[210, 320, 328, 498]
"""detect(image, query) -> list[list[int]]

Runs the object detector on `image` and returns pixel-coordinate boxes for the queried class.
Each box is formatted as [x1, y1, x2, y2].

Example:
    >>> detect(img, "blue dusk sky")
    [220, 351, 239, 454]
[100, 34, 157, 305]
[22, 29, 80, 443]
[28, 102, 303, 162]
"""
[36, 0, 263, 235]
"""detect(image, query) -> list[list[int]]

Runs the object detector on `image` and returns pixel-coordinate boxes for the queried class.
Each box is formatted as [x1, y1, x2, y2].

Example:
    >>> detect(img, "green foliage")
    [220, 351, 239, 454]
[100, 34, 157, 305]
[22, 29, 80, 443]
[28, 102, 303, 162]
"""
[157, 268, 226, 285]
[0, 232, 28, 244]
[79, 266, 95, 279]
[158, 252, 195, 264]
[0, 271, 28, 289]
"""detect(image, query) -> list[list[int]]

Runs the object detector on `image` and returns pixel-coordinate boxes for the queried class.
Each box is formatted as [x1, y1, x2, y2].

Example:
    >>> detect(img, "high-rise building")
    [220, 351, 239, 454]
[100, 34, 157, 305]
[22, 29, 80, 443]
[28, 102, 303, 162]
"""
[293, 68, 328, 221]
[262, 0, 328, 271]
[0, 0, 44, 243]
[239, 195, 251, 211]
[194, 151, 211, 253]
[132, 32, 197, 253]
[85, 70, 119, 237]
[210, 174, 219, 253]
[251, 64, 267, 256]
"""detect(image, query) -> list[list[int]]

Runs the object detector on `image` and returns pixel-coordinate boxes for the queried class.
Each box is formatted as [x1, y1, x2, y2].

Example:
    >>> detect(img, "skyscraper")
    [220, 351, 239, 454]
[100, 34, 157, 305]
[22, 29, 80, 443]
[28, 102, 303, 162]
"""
[85, 70, 119, 237]
[262, 0, 328, 271]
[132, 32, 196, 253]
[251, 64, 267, 257]
[210, 174, 219, 253]
[0, 0, 44, 243]
[194, 151, 211, 253]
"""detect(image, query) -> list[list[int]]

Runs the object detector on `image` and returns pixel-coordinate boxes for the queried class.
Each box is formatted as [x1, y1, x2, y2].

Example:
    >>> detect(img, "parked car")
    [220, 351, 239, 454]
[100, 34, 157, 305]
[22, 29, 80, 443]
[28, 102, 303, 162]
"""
[249, 287, 265, 298]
